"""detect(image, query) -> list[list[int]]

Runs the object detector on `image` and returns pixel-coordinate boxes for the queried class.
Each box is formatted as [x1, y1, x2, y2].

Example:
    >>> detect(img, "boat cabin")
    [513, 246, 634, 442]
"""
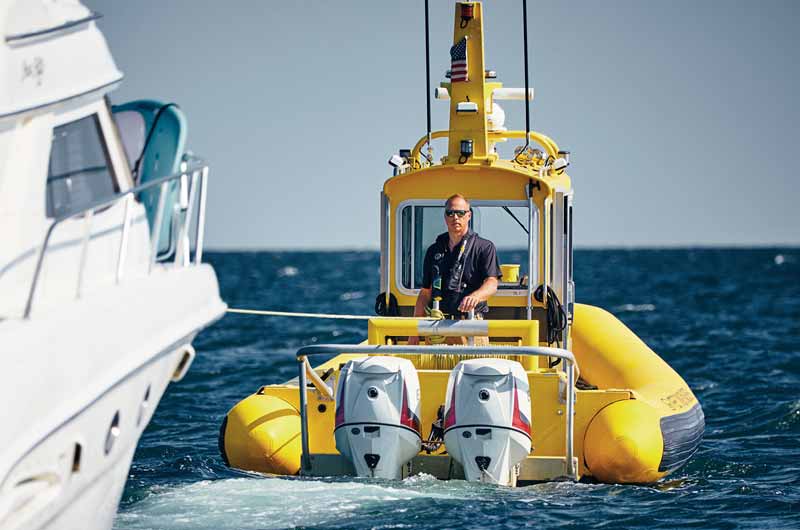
[377, 2, 574, 348]
[0, 4, 204, 319]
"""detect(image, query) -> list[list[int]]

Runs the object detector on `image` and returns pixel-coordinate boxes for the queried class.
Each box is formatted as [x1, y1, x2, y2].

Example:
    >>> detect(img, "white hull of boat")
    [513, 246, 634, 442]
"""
[0, 264, 225, 530]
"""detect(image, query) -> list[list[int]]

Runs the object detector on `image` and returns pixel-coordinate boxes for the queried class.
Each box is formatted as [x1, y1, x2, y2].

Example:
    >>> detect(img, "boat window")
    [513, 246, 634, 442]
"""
[399, 202, 531, 290]
[566, 197, 574, 317]
[407, 205, 448, 288]
[549, 201, 554, 284]
[46, 114, 118, 218]
[564, 202, 573, 282]
[401, 206, 412, 288]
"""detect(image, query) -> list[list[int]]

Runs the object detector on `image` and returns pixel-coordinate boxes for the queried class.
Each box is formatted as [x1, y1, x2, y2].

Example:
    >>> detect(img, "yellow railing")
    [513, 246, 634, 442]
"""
[367, 318, 541, 370]
[410, 130, 560, 164]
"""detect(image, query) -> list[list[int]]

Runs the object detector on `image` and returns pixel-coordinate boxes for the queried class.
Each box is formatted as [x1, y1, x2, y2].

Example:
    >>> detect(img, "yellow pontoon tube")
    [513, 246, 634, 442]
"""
[220, 306, 703, 484]
[572, 304, 704, 483]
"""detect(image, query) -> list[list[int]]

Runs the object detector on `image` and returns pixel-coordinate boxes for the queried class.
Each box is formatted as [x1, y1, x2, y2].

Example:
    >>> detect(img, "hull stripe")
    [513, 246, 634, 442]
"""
[659, 402, 705, 472]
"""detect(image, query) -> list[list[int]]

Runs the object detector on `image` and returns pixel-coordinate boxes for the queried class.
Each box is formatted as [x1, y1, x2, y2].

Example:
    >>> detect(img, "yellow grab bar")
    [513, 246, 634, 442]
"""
[367, 318, 541, 370]
[411, 130, 559, 162]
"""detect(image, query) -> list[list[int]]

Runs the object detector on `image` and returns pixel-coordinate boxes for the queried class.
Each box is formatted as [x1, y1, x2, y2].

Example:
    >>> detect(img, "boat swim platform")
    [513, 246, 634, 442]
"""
[258, 374, 632, 483]
[303, 452, 582, 483]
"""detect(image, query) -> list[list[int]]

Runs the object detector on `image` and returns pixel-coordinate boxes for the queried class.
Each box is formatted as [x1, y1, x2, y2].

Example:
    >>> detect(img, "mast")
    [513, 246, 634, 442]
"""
[443, 2, 500, 165]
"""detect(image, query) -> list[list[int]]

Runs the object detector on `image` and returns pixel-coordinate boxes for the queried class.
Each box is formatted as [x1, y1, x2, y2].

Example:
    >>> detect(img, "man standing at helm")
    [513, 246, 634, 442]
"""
[408, 194, 501, 345]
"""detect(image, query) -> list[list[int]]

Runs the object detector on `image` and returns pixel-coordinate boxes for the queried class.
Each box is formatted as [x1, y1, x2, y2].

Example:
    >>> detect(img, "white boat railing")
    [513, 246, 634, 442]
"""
[23, 157, 210, 319]
[295, 343, 578, 481]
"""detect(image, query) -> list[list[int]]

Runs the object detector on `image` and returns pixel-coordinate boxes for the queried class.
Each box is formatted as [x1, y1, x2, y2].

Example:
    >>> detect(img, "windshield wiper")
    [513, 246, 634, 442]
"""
[502, 206, 529, 235]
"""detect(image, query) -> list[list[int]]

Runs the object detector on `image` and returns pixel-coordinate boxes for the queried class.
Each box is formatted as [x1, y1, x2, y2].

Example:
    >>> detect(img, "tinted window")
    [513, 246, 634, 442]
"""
[400, 203, 530, 290]
[413, 206, 444, 287]
[402, 206, 412, 288]
[47, 114, 117, 218]
[400, 205, 443, 289]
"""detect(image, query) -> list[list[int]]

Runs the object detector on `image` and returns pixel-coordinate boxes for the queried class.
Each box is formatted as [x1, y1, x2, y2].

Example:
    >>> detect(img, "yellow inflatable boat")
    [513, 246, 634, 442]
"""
[220, 2, 703, 485]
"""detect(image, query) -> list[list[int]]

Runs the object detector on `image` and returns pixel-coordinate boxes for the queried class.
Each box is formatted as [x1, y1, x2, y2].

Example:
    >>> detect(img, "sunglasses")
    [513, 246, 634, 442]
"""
[445, 209, 469, 218]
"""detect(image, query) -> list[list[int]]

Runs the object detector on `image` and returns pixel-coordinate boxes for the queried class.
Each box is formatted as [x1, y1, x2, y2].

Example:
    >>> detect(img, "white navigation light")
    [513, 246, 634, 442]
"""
[435, 87, 450, 100]
[456, 101, 478, 113]
[388, 154, 406, 168]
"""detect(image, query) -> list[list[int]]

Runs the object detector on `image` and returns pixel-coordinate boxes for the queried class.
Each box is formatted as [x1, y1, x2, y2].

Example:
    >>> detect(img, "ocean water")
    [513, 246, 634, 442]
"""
[113, 249, 800, 530]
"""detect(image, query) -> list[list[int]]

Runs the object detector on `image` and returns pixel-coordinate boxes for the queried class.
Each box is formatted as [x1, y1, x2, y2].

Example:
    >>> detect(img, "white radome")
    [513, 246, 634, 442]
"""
[488, 101, 506, 131]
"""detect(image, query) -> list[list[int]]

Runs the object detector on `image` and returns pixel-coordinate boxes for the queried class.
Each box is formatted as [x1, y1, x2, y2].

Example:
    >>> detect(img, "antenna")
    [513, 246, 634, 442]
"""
[424, 0, 432, 163]
[516, 0, 531, 162]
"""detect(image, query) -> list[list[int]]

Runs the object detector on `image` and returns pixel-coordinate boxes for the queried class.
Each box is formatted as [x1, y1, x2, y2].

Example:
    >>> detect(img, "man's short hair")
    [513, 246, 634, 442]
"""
[445, 194, 470, 209]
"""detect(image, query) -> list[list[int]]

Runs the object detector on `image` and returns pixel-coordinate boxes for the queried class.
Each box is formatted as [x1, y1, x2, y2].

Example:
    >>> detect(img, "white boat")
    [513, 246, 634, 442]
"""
[0, 2, 226, 529]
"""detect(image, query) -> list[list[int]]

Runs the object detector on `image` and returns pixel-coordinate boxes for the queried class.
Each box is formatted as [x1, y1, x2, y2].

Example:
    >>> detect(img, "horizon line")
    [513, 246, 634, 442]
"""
[204, 243, 800, 253]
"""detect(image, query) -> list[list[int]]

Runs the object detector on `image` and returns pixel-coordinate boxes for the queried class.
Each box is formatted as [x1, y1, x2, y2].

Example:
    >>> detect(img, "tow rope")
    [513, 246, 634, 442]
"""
[227, 308, 435, 321]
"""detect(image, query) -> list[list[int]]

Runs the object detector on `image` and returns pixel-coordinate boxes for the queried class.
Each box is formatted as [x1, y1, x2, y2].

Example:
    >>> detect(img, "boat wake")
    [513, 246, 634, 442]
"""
[114, 475, 611, 529]
[114, 475, 467, 529]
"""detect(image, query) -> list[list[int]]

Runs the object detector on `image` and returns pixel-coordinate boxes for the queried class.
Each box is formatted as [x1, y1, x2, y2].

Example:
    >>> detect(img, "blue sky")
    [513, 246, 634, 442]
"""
[87, 1, 800, 249]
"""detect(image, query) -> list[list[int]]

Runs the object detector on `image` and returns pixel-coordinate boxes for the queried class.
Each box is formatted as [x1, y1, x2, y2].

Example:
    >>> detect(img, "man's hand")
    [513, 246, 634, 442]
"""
[408, 336, 420, 345]
[458, 295, 481, 313]
[458, 277, 498, 313]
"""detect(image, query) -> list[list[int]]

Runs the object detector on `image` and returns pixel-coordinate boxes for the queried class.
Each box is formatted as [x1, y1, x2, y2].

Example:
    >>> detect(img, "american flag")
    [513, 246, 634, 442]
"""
[450, 37, 468, 82]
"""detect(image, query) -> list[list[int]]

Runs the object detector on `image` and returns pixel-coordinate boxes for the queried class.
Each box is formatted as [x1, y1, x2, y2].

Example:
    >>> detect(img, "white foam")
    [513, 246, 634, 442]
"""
[339, 291, 365, 301]
[114, 476, 472, 530]
[277, 266, 299, 277]
[615, 303, 656, 312]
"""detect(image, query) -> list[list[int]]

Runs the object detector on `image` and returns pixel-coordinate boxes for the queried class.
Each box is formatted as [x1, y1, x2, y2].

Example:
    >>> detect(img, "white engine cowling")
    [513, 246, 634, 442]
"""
[334, 356, 422, 479]
[443, 358, 532, 485]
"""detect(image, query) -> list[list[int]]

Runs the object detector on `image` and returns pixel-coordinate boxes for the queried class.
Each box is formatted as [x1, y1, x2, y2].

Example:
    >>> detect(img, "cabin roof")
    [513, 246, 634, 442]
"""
[0, 1, 122, 120]
[383, 160, 571, 203]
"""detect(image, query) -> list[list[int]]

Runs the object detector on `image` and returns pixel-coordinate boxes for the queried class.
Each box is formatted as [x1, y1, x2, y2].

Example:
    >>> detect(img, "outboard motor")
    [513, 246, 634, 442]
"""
[334, 356, 422, 479]
[443, 358, 532, 486]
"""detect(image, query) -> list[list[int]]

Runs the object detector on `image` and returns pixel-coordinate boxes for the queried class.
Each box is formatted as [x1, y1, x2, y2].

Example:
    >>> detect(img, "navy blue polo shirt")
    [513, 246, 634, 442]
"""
[421, 231, 501, 316]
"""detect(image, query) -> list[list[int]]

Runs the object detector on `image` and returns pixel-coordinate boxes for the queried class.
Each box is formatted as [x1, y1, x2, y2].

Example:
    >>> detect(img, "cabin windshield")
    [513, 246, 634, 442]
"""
[46, 114, 118, 218]
[398, 200, 533, 292]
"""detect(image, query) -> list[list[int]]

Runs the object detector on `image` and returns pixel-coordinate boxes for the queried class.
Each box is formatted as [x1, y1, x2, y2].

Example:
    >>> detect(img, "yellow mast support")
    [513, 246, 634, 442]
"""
[445, 2, 498, 165]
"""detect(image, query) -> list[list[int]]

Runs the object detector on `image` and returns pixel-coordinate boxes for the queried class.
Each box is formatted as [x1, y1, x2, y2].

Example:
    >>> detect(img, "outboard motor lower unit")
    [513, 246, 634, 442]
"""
[334, 356, 422, 478]
[443, 358, 532, 485]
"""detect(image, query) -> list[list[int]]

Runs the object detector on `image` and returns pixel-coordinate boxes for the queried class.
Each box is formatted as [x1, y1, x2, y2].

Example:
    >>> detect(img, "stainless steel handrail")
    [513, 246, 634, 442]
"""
[23, 157, 209, 319]
[295, 344, 578, 480]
